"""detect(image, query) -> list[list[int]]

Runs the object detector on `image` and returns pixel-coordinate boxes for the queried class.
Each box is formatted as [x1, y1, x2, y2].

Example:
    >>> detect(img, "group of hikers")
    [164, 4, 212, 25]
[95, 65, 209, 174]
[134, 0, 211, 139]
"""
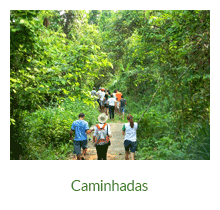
[70, 113, 138, 160]
[91, 87, 127, 120]
[69, 87, 138, 160]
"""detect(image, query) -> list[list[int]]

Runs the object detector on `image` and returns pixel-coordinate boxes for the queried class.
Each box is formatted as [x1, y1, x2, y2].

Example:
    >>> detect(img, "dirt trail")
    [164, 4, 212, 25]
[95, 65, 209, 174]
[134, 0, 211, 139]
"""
[70, 123, 125, 160]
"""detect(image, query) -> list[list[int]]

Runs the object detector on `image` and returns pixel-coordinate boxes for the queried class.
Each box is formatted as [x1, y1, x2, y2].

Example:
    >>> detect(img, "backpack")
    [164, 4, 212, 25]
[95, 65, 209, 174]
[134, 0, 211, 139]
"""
[95, 123, 110, 145]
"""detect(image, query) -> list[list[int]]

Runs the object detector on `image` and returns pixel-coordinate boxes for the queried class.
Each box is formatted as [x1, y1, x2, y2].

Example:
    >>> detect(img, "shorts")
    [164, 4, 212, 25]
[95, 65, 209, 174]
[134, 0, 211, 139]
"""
[124, 140, 137, 153]
[73, 140, 88, 155]
[104, 103, 108, 108]
[120, 107, 125, 113]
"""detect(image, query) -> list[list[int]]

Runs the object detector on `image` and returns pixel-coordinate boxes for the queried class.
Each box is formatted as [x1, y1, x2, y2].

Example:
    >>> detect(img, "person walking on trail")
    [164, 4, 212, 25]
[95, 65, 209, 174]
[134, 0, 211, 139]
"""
[107, 94, 117, 120]
[115, 90, 122, 113]
[97, 88, 102, 110]
[93, 113, 112, 160]
[104, 91, 109, 115]
[122, 114, 138, 160]
[112, 90, 117, 113]
[91, 87, 97, 102]
[116, 89, 122, 102]
[107, 89, 111, 95]
[70, 113, 94, 160]
[119, 95, 127, 120]
[91, 87, 96, 96]
[113, 90, 117, 100]
[100, 88, 105, 112]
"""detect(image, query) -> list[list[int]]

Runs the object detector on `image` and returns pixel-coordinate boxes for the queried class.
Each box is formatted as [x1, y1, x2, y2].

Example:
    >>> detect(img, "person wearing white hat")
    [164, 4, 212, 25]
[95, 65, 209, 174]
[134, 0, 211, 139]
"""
[93, 113, 112, 160]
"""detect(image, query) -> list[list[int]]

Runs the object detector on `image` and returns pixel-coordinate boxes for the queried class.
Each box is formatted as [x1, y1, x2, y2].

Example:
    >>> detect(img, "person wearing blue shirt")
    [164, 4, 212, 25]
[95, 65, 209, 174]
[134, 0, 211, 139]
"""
[70, 113, 93, 160]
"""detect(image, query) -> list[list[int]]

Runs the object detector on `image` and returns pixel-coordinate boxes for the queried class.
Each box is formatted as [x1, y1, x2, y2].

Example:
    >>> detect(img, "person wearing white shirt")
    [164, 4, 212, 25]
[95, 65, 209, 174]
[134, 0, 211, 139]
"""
[91, 87, 96, 96]
[99, 89, 105, 112]
[122, 114, 138, 160]
[97, 89, 102, 98]
[113, 90, 117, 100]
[93, 113, 112, 160]
[107, 94, 117, 120]
[91, 87, 97, 102]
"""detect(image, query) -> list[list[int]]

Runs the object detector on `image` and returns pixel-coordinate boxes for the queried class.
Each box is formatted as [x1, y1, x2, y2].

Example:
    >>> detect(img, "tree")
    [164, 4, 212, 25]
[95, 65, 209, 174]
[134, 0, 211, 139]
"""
[10, 10, 112, 159]
[88, 10, 101, 25]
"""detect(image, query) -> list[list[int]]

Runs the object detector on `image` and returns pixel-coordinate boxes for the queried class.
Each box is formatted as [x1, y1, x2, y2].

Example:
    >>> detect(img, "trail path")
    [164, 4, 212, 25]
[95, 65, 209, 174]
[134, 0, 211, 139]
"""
[70, 122, 125, 160]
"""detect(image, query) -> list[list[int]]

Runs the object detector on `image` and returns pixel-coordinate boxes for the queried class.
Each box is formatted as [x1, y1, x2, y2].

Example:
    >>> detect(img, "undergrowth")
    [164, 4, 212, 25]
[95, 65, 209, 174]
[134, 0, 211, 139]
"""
[19, 98, 100, 160]
[107, 86, 210, 160]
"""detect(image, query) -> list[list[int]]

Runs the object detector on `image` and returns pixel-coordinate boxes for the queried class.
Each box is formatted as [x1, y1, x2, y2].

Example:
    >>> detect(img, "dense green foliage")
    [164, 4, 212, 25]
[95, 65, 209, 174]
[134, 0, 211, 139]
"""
[105, 10, 210, 160]
[10, 10, 111, 159]
[10, 10, 210, 160]
[19, 99, 99, 160]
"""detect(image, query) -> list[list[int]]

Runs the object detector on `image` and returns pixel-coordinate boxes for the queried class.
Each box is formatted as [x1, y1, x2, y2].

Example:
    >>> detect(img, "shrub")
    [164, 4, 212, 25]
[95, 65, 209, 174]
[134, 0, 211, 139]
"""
[19, 98, 100, 159]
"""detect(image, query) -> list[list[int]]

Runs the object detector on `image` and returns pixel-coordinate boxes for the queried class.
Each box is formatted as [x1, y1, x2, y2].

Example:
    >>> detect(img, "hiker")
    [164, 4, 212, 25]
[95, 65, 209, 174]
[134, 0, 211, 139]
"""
[70, 113, 94, 160]
[91, 87, 97, 102]
[99, 88, 105, 112]
[113, 90, 117, 101]
[91, 87, 96, 96]
[115, 90, 122, 113]
[107, 89, 111, 95]
[93, 113, 112, 160]
[119, 95, 127, 120]
[97, 88, 102, 110]
[122, 114, 138, 160]
[104, 91, 109, 115]
[107, 94, 117, 120]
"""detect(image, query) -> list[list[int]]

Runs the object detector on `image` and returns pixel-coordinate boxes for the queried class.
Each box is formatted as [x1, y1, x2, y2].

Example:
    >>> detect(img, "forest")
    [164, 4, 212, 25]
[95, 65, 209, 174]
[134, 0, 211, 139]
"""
[10, 10, 210, 160]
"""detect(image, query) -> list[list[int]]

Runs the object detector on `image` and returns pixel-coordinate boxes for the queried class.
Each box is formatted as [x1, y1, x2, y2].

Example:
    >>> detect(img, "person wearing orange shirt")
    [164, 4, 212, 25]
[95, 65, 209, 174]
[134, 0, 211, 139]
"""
[115, 90, 122, 113]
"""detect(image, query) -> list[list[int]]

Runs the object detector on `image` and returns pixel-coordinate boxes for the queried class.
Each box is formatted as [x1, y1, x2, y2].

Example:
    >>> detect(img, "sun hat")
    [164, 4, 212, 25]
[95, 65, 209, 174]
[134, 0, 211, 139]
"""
[98, 113, 108, 123]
